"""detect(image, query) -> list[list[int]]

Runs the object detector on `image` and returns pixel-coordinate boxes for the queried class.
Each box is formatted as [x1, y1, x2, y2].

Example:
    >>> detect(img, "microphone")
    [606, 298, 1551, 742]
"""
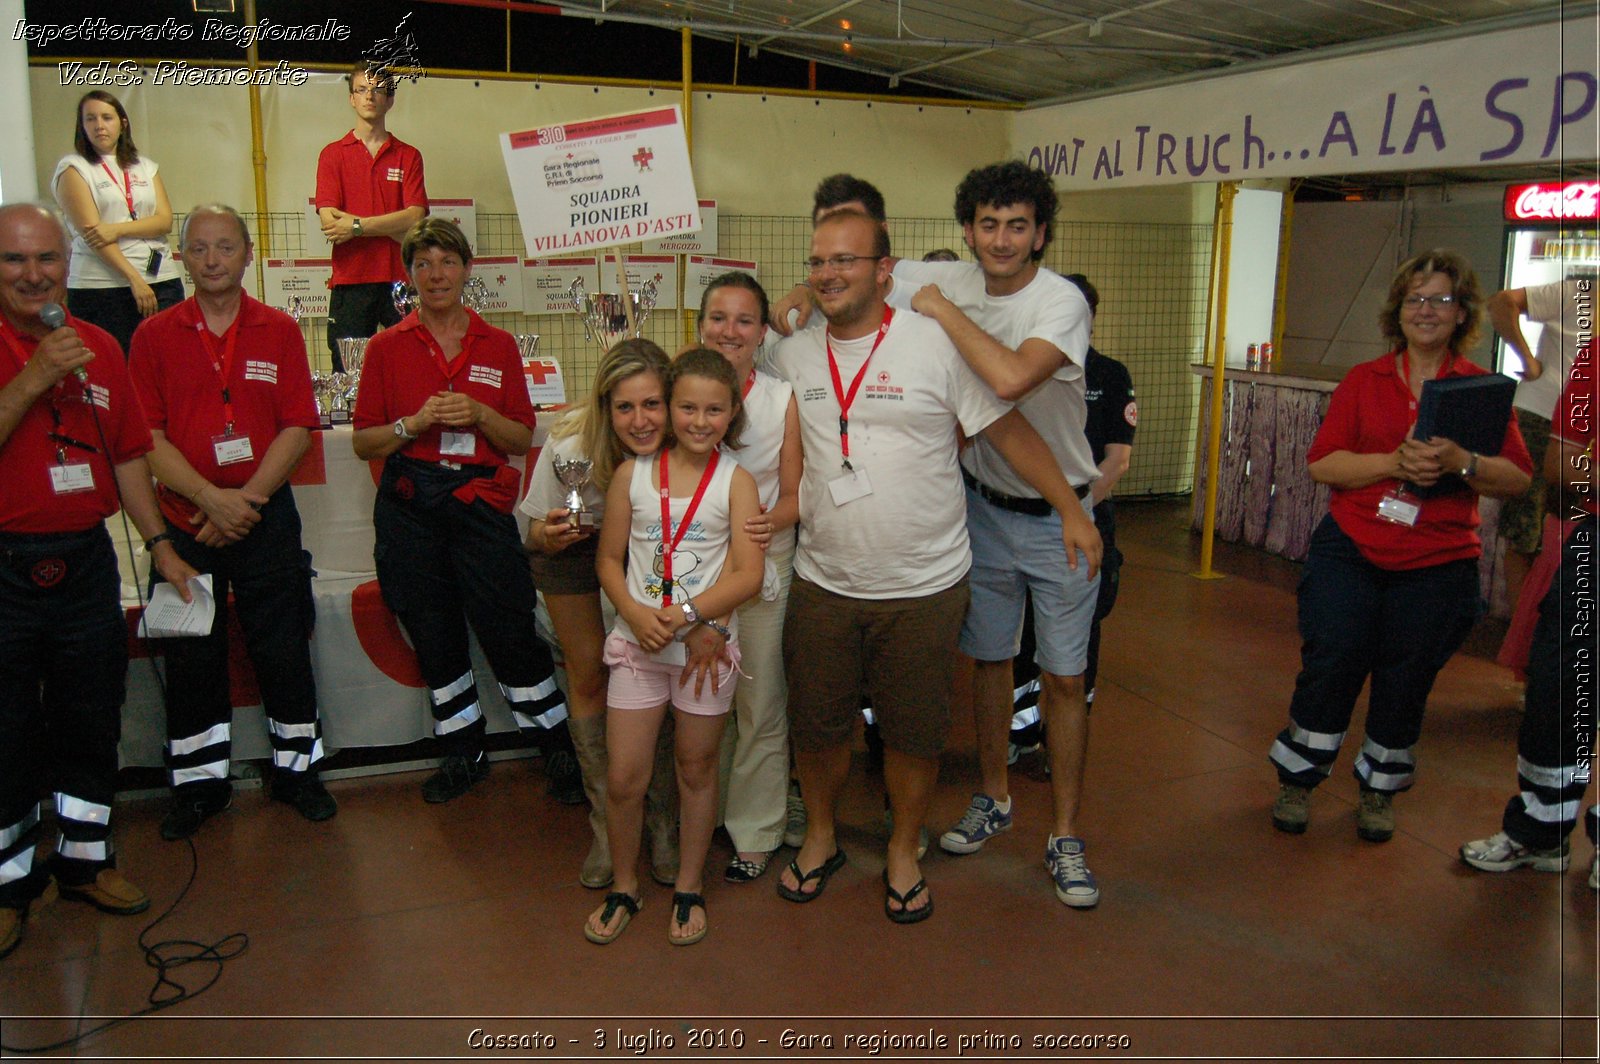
[40, 302, 88, 383]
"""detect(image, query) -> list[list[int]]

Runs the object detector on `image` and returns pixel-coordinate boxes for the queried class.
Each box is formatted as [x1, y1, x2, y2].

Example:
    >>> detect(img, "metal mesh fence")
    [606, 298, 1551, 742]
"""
[217, 210, 1212, 496]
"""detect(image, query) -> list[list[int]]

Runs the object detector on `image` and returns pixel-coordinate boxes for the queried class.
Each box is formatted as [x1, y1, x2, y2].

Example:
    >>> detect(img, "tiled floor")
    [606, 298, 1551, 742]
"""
[2, 501, 1594, 1061]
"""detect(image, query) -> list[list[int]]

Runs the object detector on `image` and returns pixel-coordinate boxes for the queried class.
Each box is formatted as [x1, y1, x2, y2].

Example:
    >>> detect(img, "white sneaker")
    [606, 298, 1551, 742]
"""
[1460, 830, 1569, 873]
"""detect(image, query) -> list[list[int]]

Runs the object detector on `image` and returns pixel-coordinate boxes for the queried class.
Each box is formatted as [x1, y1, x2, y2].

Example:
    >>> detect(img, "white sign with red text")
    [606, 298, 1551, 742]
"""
[685, 256, 758, 295]
[643, 200, 717, 255]
[500, 106, 702, 256]
[263, 259, 332, 318]
[600, 254, 680, 311]
[521, 257, 599, 315]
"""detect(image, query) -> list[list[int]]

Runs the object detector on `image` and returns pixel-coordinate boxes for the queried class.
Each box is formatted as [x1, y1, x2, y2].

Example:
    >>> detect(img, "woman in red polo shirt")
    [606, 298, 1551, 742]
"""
[1267, 249, 1532, 843]
[352, 217, 570, 804]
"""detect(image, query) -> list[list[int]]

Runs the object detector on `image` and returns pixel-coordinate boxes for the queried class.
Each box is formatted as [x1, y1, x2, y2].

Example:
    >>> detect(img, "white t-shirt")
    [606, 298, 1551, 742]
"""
[613, 449, 740, 644]
[519, 430, 610, 527]
[1513, 278, 1593, 419]
[893, 258, 1098, 496]
[51, 155, 181, 289]
[770, 309, 1009, 599]
[736, 369, 797, 558]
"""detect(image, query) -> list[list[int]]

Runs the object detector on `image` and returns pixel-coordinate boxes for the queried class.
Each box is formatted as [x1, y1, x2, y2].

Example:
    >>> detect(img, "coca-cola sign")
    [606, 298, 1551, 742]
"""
[1504, 181, 1600, 223]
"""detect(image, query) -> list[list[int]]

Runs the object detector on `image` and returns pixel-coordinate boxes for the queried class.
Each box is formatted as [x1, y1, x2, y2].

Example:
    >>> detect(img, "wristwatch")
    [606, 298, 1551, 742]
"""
[393, 418, 417, 440]
[144, 531, 175, 552]
[680, 598, 700, 624]
[1459, 452, 1480, 480]
[352, 217, 364, 237]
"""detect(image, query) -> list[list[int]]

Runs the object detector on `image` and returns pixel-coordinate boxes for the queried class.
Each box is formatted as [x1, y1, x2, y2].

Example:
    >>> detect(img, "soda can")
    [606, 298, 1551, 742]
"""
[1261, 341, 1274, 367]
[1246, 342, 1259, 370]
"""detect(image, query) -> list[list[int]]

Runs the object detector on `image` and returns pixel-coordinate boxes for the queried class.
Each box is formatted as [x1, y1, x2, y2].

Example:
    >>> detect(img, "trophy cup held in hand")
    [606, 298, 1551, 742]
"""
[567, 276, 657, 352]
[552, 456, 595, 531]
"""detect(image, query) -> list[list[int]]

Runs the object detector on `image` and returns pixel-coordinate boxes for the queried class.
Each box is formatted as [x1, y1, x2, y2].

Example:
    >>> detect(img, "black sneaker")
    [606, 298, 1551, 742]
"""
[545, 749, 585, 805]
[271, 772, 338, 822]
[160, 785, 234, 841]
[421, 754, 488, 804]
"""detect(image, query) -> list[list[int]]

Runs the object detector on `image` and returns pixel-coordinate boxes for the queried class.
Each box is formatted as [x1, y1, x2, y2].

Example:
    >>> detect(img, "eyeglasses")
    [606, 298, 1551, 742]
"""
[1402, 294, 1458, 310]
[352, 85, 395, 99]
[803, 254, 882, 274]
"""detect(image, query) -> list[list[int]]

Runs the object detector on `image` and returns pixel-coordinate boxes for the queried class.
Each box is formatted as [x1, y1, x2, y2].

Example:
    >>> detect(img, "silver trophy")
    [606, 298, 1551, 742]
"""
[312, 372, 335, 429]
[391, 280, 416, 317]
[568, 276, 657, 352]
[284, 295, 305, 323]
[552, 456, 595, 530]
[514, 334, 541, 361]
[463, 276, 490, 313]
[334, 338, 367, 421]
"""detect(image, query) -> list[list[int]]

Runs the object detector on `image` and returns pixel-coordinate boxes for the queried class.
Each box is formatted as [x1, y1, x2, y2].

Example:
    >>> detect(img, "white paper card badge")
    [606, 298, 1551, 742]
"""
[212, 434, 254, 466]
[439, 431, 477, 457]
[50, 463, 95, 494]
[828, 467, 874, 507]
[1377, 491, 1420, 527]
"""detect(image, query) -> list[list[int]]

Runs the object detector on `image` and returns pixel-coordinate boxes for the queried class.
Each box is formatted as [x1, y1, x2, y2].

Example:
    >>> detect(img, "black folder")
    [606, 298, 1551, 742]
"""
[1410, 373, 1516, 497]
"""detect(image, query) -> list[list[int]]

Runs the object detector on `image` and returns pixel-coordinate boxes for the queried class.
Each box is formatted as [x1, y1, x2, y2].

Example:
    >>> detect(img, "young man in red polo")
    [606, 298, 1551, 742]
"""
[314, 64, 428, 373]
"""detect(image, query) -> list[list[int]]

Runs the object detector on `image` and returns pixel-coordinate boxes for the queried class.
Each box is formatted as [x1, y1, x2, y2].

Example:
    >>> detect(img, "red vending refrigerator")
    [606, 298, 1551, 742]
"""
[1497, 179, 1599, 375]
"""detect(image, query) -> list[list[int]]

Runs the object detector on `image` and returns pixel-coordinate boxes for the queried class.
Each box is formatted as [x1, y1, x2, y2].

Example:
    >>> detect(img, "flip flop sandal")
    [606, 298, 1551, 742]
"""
[775, 849, 847, 903]
[724, 851, 774, 883]
[883, 870, 933, 924]
[669, 891, 707, 946]
[583, 891, 641, 944]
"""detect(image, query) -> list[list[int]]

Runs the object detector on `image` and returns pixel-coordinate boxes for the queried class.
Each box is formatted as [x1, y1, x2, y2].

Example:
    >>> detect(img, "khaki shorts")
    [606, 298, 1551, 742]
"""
[783, 576, 969, 760]
[1499, 409, 1551, 555]
[528, 533, 600, 595]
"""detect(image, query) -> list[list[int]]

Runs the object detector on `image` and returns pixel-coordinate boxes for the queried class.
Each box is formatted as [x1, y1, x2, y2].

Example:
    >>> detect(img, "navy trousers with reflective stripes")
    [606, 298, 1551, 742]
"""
[0, 527, 125, 903]
[373, 488, 564, 760]
[1503, 518, 1599, 849]
[157, 487, 322, 792]
[1270, 515, 1478, 793]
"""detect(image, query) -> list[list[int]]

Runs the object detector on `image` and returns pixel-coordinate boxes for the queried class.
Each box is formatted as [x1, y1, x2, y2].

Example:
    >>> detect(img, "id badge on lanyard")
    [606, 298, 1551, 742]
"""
[50, 461, 95, 495]
[212, 431, 254, 466]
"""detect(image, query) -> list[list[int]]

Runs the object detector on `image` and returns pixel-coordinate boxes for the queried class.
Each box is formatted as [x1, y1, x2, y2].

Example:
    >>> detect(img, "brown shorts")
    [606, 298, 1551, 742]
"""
[1499, 408, 1552, 555]
[528, 533, 600, 595]
[783, 575, 969, 761]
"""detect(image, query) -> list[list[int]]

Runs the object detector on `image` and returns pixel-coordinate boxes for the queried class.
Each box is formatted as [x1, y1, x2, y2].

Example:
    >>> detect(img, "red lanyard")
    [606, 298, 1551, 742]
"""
[98, 160, 136, 220]
[418, 325, 473, 391]
[741, 368, 756, 400]
[824, 306, 893, 471]
[657, 447, 721, 605]
[191, 302, 242, 431]
[0, 317, 94, 461]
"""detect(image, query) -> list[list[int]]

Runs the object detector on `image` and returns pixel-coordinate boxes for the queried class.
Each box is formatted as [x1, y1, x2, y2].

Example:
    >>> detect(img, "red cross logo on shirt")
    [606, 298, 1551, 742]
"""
[878, 371, 891, 384]
[633, 147, 654, 171]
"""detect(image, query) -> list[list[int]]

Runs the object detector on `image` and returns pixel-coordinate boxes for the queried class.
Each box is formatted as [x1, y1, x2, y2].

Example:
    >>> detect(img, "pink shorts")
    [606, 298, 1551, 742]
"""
[603, 629, 741, 716]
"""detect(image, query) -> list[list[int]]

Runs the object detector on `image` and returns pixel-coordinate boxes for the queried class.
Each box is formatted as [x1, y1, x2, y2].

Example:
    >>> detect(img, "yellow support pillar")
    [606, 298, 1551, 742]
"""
[1272, 183, 1297, 356]
[244, 0, 270, 298]
[1194, 181, 1238, 580]
[680, 27, 695, 347]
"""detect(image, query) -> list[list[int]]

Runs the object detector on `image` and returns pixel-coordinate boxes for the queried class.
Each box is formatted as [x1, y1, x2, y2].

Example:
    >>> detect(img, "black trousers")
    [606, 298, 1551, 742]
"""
[1269, 515, 1479, 793]
[154, 487, 321, 794]
[67, 278, 185, 356]
[0, 526, 127, 902]
[326, 283, 401, 372]
[373, 464, 565, 760]
[1502, 517, 1599, 849]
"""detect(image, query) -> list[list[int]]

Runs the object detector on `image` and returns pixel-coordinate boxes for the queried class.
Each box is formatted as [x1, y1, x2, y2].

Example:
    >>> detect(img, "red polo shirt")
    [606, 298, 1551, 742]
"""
[352, 309, 533, 467]
[314, 131, 428, 285]
[1310, 348, 1532, 570]
[129, 294, 320, 527]
[0, 313, 152, 533]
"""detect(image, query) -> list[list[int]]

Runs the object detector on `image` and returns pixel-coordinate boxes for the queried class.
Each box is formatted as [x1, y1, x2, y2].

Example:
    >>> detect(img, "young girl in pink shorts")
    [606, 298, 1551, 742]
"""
[586, 347, 763, 947]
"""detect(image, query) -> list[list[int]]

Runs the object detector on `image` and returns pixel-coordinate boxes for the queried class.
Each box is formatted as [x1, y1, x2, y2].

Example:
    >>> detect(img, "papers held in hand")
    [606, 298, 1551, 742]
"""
[1410, 373, 1517, 498]
[138, 574, 217, 638]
